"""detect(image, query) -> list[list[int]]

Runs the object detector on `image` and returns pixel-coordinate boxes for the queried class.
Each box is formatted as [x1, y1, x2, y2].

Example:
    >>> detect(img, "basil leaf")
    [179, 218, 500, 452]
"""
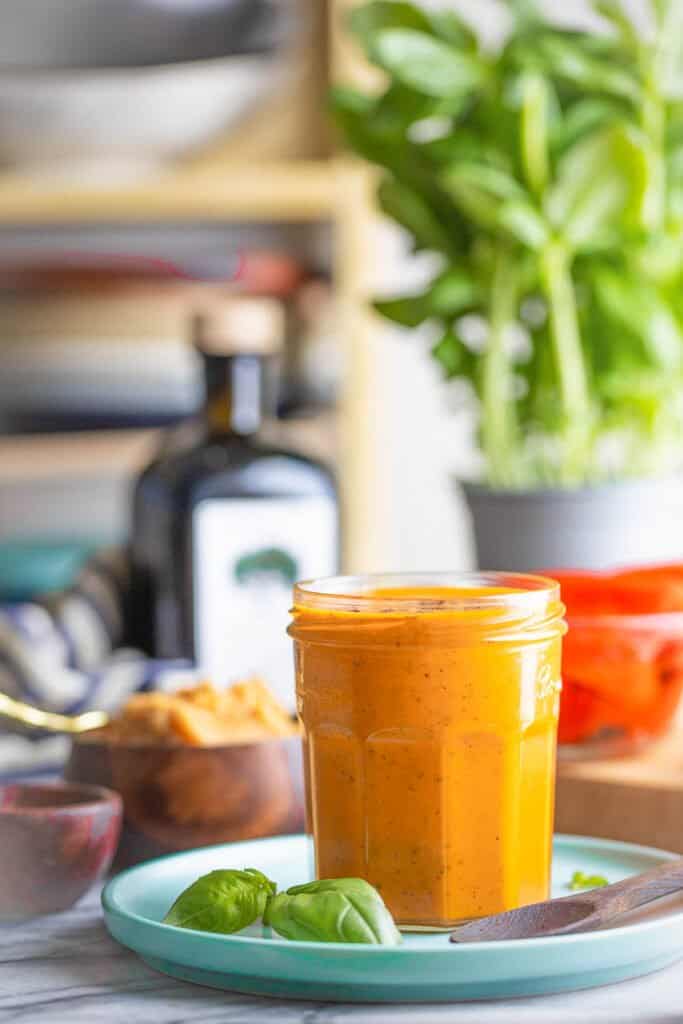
[520, 72, 551, 196]
[442, 162, 526, 231]
[428, 269, 481, 316]
[592, 0, 639, 46]
[425, 11, 477, 51]
[533, 35, 640, 102]
[370, 29, 486, 99]
[348, 1, 433, 51]
[498, 201, 548, 249]
[552, 98, 627, 156]
[265, 878, 402, 945]
[330, 87, 404, 169]
[590, 266, 683, 370]
[373, 295, 430, 328]
[432, 328, 477, 380]
[377, 177, 458, 256]
[163, 868, 276, 934]
[546, 125, 654, 249]
[374, 269, 480, 329]
[442, 163, 546, 248]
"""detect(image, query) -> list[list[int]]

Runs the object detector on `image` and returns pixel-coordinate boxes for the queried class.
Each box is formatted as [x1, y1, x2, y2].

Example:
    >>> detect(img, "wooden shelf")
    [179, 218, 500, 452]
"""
[0, 429, 161, 481]
[0, 161, 337, 225]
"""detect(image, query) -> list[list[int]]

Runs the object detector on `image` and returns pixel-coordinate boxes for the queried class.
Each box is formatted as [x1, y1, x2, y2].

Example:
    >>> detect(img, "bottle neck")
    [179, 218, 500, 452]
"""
[202, 352, 263, 439]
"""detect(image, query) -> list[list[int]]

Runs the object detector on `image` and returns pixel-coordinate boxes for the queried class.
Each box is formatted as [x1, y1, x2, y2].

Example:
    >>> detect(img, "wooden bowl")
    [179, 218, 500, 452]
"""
[64, 733, 304, 869]
[0, 781, 122, 920]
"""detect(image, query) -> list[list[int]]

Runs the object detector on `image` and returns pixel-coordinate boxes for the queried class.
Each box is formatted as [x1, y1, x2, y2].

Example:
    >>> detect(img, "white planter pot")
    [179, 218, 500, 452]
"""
[461, 476, 683, 571]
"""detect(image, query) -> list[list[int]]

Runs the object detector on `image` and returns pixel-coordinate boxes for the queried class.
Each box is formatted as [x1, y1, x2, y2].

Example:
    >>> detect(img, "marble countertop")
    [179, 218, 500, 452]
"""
[2, 888, 682, 1024]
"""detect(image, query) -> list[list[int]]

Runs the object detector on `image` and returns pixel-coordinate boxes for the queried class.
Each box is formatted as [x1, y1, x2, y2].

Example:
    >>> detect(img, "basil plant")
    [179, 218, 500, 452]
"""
[333, 0, 683, 488]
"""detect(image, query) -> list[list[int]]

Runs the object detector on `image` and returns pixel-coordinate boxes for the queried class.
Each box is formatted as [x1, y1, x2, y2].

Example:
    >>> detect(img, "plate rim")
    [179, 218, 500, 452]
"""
[102, 832, 681, 955]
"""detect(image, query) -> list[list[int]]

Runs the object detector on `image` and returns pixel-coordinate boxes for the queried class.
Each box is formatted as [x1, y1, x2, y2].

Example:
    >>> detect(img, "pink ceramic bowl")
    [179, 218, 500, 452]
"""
[0, 781, 122, 920]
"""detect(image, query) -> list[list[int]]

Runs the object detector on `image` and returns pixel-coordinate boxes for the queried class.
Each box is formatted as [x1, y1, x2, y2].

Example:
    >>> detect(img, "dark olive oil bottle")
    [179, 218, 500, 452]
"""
[131, 298, 338, 709]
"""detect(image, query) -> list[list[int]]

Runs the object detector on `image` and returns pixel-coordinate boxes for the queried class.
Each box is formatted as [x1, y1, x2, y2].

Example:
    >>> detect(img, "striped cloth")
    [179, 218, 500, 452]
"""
[0, 548, 194, 778]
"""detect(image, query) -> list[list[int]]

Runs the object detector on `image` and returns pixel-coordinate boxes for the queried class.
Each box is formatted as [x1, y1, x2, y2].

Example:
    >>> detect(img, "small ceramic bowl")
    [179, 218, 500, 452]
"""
[0, 781, 122, 920]
[65, 734, 305, 869]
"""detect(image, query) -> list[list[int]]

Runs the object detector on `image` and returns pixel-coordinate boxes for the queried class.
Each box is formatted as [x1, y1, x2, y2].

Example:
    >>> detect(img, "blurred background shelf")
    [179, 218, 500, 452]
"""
[0, 161, 338, 224]
[556, 724, 683, 855]
[0, 411, 338, 550]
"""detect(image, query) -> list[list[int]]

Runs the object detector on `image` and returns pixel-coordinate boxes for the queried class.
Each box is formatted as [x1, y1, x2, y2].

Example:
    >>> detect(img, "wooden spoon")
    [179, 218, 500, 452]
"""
[450, 857, 683, 943]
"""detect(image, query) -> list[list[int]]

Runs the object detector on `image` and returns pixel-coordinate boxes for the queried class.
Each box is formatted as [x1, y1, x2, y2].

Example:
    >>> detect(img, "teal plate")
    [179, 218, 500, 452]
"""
[103, 834, 683, 1003]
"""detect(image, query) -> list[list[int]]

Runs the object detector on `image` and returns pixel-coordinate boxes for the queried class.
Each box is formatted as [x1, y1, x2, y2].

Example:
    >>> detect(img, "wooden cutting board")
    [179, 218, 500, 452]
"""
[556, 729, 683, 853]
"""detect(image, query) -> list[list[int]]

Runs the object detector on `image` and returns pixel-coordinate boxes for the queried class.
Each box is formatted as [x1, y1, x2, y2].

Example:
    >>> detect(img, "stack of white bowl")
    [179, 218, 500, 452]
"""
[0, 0, 298, 181]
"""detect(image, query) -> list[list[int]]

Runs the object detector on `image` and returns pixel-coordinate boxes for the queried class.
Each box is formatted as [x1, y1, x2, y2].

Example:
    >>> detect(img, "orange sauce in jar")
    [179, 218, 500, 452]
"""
[289, 574, 566, 929]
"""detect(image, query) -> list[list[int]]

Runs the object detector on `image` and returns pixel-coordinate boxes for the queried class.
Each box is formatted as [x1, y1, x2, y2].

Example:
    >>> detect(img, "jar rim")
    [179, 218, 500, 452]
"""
[293, 571, 561, 615]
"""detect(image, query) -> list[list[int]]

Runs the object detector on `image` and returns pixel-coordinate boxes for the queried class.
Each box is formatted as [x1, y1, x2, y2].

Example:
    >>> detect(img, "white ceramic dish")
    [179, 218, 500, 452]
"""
[0, 55, 276, 182]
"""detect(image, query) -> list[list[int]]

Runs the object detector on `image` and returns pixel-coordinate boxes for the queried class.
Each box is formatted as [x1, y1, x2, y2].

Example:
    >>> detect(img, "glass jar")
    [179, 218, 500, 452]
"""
[289, 572, 566, 930]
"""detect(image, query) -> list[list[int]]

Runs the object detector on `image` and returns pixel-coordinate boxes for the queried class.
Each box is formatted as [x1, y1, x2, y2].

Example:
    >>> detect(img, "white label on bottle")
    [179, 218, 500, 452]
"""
[192, 495, 337, 711]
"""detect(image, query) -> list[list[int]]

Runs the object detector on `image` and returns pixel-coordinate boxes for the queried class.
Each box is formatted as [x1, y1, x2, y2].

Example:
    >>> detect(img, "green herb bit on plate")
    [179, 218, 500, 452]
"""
[568, 870, 609, 891]
[163, 868, 276, 934]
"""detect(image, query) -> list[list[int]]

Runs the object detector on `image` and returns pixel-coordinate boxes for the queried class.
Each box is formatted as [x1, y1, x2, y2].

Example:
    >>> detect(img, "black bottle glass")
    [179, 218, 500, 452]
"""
[130, 298, 338, 709]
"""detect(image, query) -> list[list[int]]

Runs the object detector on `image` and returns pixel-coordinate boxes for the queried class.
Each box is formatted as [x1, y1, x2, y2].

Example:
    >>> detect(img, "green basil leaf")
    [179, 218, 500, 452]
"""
[373, 295, 430, 327]
[547, 125, 654, 249]
[652, 0, 683, 100]
[633, 230, 683, 284]
[442, 163, 545, 248]
[377, 177, 458, 255]
[266, 878, 402, 945]
[498, 201, 549, 249]
[376, 82, 437, 127]
[520, 72, 551, 196]
[374, 270, 480, 328]
[599, 368, 675, 404]
[592, 0, 638, 46]
[552, 98, 627, 156]
[533, 35, 640, 102]
[163, 868, 276, 934]
[432, 328, 477, 379]
[331, 86, 414, 172]
[507, 0, 541, 28]
[420, 132, 513, 173]
[590, 267, 683, 370]
[442, 162, 526, 231]
[348, 1, 433, 51]
[428, 269, 481, 316]
[425, 10, 477, 51]
[370, 29, 487, 98]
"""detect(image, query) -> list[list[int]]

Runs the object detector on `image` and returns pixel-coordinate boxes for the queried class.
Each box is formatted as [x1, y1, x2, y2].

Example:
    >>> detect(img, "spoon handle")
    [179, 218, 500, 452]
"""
[0, 691, 108, 734]
[589, 856, 683, 919]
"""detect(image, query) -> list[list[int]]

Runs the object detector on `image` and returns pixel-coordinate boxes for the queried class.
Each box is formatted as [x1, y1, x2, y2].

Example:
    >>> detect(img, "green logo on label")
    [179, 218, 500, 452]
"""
[233, 547, 299, 587]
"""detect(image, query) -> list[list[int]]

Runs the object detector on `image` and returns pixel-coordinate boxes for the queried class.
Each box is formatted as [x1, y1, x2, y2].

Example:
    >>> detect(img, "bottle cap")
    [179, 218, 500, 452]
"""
[193, 297, 285, 357]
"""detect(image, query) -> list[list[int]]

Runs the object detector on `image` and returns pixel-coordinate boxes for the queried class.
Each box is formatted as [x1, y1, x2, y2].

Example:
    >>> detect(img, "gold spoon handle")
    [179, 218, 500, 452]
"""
[0, 691, 108, 734]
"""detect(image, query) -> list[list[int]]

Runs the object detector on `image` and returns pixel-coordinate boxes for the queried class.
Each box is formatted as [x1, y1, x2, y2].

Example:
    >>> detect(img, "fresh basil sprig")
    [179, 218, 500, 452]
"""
[332, 0, 683, 489]
[163, 868, 276, 934]
[264, 878, 402, 946]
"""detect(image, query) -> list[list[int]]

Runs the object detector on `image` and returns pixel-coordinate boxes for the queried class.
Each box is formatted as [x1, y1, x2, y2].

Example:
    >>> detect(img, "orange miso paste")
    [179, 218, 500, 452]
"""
[289, 573, 566, 929]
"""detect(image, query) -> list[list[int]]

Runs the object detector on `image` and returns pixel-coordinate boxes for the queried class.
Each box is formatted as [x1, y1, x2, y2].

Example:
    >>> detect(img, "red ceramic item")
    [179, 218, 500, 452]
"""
[548, 566, 683, 758]
[0, 781, 122, 920]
